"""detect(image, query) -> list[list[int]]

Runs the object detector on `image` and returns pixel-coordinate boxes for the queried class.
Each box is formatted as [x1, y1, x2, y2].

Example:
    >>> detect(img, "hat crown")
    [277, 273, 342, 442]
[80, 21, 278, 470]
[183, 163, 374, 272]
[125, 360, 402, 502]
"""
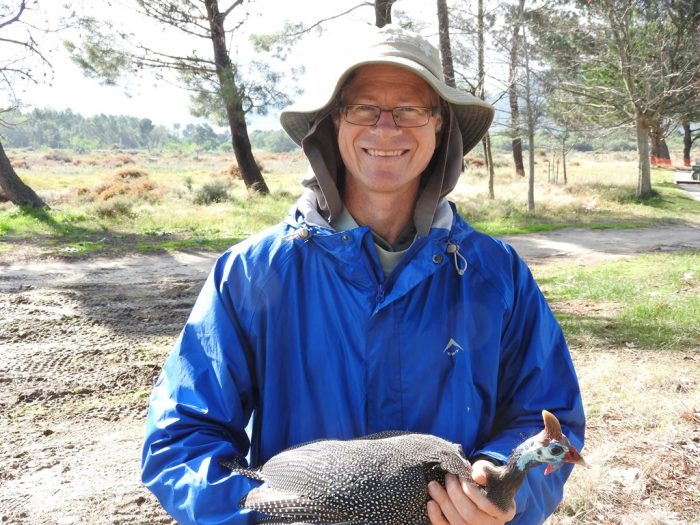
[364, 26, 443, 79]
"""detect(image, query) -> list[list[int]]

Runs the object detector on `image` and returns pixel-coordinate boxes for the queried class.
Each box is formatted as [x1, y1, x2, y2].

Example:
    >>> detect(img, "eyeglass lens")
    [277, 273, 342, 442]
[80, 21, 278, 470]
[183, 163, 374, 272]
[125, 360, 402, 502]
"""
[344, 105, 433, 128]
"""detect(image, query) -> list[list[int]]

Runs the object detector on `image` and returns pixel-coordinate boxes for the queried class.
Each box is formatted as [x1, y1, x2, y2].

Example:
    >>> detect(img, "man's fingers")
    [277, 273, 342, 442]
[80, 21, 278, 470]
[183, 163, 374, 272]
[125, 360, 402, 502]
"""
[444, 474, 490, 524]
[460, 480, 515, 522]
[428, 480, 465, 524]
[428, 474, 514, 525]
[427, 499, 450, 525]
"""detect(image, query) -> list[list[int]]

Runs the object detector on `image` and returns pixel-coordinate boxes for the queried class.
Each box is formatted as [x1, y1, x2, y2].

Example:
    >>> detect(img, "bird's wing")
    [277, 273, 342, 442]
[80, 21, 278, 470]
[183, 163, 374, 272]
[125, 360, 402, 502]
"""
[242, 486, 354, 524]
[219, 459, 266, 482]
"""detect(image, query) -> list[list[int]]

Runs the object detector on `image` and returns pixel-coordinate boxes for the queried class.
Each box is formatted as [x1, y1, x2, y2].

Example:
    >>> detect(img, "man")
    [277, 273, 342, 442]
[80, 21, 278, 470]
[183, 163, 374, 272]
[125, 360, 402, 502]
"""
[142, 26, 585, 525]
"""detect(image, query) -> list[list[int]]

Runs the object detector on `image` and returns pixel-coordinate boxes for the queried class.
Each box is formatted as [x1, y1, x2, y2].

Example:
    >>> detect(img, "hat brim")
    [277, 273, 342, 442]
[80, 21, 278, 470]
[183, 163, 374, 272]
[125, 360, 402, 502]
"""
[280, 57, 495, 156]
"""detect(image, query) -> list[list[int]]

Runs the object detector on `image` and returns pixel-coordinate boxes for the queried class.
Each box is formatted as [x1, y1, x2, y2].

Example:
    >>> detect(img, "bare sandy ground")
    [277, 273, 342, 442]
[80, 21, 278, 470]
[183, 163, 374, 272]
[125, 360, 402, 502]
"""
[0, 223, 698, 524]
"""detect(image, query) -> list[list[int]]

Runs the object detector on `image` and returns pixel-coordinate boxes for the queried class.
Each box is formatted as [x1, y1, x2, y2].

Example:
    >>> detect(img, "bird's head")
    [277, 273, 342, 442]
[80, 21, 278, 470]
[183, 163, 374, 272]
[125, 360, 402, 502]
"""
[513, 410, 586, 475]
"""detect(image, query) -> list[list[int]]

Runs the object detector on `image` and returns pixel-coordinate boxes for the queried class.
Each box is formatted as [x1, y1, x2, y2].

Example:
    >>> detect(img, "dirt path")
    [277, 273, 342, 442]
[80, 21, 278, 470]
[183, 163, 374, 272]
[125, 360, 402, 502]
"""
[0, 224, 698, 524]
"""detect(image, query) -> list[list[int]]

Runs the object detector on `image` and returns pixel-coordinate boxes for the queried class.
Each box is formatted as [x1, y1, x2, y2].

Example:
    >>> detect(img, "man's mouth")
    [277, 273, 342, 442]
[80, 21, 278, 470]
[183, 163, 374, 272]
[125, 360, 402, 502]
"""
[363, 148, 407, 157]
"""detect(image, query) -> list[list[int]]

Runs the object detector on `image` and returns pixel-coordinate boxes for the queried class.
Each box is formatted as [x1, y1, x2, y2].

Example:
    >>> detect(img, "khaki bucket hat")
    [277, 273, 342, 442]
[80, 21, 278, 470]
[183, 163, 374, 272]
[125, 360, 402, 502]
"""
[280, 25, 495, 156]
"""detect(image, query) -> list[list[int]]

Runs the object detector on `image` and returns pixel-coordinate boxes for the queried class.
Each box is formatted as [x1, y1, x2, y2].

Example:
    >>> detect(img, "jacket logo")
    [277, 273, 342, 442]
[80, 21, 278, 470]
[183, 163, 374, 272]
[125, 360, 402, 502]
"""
[443, 338, 464, 356]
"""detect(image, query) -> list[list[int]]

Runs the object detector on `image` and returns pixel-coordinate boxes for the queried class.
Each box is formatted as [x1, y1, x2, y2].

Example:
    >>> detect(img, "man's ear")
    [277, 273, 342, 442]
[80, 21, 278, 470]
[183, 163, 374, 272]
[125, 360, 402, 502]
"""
[435, 115, 443, 133]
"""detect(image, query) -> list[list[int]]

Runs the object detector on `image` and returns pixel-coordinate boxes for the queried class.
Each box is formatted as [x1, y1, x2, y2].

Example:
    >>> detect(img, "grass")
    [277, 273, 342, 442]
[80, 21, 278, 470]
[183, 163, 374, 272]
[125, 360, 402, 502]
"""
[2, 148, 699, 259]
[453, 152, 700, 235]
[534, 253, 700, 524]
[1, 149, 301, 258]
[534, 251, 700, 351]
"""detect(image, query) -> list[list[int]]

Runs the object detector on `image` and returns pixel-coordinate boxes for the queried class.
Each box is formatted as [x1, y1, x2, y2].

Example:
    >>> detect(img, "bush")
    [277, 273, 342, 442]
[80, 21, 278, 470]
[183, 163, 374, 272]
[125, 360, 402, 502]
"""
[111, 154, 136, 167]
[10, 159, 30, 170]
[194, 179, 230, 205]
[94, 196, 133, 218]
[90, 168, 159, 203]
[43, 151, 72, 163]
[608, 140, 636, 152]
[114, 168, 148, 180]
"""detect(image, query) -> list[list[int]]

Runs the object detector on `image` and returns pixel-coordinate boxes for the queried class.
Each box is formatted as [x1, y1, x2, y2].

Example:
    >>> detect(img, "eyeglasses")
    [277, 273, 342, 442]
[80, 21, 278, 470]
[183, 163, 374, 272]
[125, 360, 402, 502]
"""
[341, 104, 438, 128]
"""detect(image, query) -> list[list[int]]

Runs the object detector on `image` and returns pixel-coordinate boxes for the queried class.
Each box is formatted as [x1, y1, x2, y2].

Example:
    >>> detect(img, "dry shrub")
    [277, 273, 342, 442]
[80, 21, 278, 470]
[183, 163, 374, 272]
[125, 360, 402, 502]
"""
[11, 159, 30, 170]
[89, 168, 161, 203]
[114, 168, 148, 180]
[225, 163, 241, 179]
[223, 161, 265, 179]
[111, 154, 136, 167]
[465, 155, 485, 167]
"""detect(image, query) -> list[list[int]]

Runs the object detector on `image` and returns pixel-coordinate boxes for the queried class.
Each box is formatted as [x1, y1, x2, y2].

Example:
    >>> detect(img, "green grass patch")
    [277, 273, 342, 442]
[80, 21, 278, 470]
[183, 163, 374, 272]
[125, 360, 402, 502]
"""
[533, 251, 700, 350]
[0, 185, 295, 259]
[453, 162, 700, 236]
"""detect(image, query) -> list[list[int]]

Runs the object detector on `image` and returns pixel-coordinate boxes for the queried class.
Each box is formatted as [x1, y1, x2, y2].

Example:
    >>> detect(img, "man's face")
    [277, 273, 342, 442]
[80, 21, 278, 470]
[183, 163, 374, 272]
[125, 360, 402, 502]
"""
[336, 65, 442, 202]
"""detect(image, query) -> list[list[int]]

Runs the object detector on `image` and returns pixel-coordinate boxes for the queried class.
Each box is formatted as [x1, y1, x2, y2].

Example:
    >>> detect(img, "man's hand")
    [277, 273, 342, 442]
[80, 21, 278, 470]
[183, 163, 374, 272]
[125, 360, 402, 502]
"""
[426, 460, 516, 525]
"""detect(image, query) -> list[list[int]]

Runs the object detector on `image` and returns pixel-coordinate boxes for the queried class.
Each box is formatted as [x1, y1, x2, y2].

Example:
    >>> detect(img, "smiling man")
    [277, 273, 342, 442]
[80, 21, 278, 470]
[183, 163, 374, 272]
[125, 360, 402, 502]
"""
[142, 26, 585, 525]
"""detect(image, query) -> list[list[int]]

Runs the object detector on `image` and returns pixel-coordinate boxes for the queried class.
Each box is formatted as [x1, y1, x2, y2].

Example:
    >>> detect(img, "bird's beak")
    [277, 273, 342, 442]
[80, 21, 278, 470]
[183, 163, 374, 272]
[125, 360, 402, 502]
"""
[544, 445, 586, 476]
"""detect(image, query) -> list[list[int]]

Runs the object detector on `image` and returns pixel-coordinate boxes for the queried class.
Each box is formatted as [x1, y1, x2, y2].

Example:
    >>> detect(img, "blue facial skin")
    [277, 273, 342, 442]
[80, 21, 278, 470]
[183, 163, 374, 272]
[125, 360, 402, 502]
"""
[515, 438, 570, 473]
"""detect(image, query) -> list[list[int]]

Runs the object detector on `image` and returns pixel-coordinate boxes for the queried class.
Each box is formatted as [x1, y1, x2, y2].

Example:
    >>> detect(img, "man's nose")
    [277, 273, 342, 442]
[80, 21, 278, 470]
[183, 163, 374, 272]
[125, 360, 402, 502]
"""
[372, 110, 401, 133]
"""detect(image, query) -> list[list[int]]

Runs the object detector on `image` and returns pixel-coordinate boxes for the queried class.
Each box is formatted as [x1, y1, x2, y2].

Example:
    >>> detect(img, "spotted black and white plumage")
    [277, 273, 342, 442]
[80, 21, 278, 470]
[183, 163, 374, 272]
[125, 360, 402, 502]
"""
[223, 431, 469, 525]
[221, 412, 585, 525]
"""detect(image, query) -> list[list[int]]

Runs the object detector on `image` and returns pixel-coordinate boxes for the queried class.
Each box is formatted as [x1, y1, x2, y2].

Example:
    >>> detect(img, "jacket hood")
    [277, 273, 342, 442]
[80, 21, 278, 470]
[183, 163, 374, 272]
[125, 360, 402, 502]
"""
[297, 106, 464, 236]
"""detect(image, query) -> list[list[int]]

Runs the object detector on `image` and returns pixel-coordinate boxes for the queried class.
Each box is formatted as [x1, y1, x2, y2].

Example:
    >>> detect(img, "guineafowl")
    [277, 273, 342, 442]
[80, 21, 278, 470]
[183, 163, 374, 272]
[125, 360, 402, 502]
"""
[221, 410, 585, 525]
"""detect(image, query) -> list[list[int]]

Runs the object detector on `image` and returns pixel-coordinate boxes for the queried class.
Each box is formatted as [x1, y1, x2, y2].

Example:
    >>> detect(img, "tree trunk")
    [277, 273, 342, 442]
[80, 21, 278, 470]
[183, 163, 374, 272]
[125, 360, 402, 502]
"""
[649, 122, 671, 167]
[483, 133, 495, 199]
[476, 0, 496, 198]
[476, 0, 485, 98]
[512, 138, 524, 177]
[683, 121, 692, 167]
[437, 0, 455, 87]
[635, 115, 652, 198]
[510, 0, 525, 177]
[527, 131, 535, 212]
[0, 140, 48, 207]
[375, 0, 396, 27]
[519, 2, 535, 211]
[562, 140, 568, 185]
[204, 0, 269, 194]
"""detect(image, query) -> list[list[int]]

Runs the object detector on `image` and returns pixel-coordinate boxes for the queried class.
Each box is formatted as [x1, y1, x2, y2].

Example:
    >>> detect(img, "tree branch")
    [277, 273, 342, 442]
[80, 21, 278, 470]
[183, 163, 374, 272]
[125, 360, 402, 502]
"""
[220, 0, 245, 20]
[285, 2, 373, 37]
[0, 0, 26, 31]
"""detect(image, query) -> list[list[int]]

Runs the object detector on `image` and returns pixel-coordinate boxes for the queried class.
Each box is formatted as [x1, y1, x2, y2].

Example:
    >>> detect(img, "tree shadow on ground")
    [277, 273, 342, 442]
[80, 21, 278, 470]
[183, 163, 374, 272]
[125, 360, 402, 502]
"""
[553, 310, 698, 352]
[2, 205, 244, 260]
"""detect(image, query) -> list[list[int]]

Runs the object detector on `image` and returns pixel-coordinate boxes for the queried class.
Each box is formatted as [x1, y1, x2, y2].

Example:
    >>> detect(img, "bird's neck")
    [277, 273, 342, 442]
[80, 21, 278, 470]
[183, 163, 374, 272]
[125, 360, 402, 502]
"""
[483, 460, 528, 513]
[482, 438, 541, 513]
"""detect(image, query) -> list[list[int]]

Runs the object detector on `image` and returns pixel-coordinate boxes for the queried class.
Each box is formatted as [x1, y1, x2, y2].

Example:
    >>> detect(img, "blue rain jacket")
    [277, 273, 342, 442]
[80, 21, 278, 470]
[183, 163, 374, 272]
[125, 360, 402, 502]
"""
[141, 201, 585, 524]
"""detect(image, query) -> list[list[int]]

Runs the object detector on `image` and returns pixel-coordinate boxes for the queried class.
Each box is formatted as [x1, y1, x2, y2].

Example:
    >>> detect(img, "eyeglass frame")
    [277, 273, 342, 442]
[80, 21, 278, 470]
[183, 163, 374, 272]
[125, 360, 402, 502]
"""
[339, 104, 440, 128]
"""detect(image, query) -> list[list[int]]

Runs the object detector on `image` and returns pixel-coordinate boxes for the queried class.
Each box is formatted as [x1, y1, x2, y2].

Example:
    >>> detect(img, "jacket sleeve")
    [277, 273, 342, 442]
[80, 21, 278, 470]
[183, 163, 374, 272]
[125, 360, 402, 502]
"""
[141, 252, 261, 524]
[471, 252, 586, 524]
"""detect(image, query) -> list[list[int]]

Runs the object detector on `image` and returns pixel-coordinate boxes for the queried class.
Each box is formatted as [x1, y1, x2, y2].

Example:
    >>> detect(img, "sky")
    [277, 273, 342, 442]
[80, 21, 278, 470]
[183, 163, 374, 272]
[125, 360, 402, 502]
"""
[7, 0, 458, 131]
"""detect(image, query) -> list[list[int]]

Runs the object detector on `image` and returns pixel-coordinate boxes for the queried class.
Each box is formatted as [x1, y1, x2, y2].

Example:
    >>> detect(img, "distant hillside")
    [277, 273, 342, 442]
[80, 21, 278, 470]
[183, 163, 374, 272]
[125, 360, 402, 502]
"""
[1, 108, 298, 153]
